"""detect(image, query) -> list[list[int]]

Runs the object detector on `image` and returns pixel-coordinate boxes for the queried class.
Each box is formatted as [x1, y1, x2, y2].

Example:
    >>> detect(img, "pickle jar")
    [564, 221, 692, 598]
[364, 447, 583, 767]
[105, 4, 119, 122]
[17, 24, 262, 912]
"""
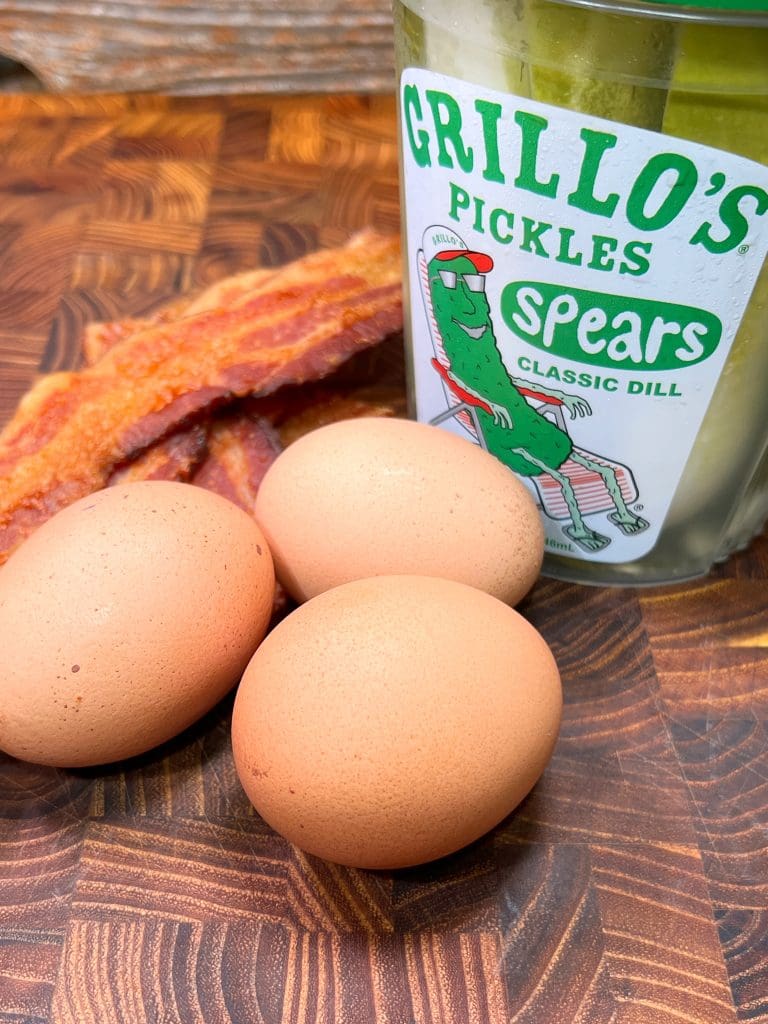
[394, 0, 768, 584]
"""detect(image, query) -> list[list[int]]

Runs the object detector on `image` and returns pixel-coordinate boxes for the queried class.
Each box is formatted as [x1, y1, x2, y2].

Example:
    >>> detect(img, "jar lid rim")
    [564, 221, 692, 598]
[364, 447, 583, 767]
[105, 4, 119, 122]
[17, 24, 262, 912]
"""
[556, 0, 768, 20]
[646, 0, 768, 10]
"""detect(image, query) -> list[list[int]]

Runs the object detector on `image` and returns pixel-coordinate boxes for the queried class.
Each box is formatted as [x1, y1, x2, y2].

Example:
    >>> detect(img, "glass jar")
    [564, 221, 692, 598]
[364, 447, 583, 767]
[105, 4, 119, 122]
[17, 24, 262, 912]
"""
[394, 0, 768, 585]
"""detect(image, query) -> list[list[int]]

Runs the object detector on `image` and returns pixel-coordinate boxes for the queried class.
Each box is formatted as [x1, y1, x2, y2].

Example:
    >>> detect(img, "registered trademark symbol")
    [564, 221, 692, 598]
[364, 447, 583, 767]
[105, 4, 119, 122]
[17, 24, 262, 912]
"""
[738, 244, 750, 255]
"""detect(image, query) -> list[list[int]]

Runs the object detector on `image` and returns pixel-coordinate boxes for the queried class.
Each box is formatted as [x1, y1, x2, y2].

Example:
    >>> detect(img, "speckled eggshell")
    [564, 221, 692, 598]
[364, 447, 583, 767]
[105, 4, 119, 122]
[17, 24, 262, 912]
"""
[0, 481, 275, 767]
[254, 417, 544, 606]
[231, 574, 561, 869]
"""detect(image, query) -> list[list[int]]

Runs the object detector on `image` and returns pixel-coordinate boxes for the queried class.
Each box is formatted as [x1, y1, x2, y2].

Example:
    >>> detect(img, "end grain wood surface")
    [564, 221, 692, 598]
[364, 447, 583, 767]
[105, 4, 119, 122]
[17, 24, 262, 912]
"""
[0, 1, 396, 95]
[0, 92, 767, 1024]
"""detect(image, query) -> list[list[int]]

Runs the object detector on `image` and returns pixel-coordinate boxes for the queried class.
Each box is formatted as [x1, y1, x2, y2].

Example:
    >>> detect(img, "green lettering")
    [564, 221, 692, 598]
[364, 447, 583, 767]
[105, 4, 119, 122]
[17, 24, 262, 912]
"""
[402, 84, 431, 168]
[521, 217, 552, 257]
[425, 90, 473, 172]
[490, 208, 514, 244]
[448, 182, 471, 221]
[473, 195, 486, 233]
[514, 111, 559, 199]
[588, 235, 618, 272]
[475, 99, 505, 184]
[567, 129, 620, 218]
[627, 153, 698, 231]
[691, 184, 768, 255]
[619, 241, 652, 277]
[555, 227, 583, 267]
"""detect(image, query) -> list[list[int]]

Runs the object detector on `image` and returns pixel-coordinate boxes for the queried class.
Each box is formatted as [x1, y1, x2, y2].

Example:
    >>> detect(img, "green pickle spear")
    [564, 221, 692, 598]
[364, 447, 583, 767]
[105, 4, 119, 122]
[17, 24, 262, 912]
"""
[416, 0, 678, 118]
[661, 27, 768, 553]
[393, 0, 426, 68]
[421, 0, 531, 95]
[526, 0, 676, 128]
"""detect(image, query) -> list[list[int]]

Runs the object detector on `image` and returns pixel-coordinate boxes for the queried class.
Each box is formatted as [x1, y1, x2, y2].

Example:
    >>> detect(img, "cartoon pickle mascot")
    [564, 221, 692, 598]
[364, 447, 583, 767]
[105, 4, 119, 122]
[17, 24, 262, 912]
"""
[418, 226, 649, 553]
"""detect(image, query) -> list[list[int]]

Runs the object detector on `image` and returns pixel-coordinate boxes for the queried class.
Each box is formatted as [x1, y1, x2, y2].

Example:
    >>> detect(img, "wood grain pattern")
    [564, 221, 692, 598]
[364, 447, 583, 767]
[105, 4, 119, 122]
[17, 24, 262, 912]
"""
[0, 1, 396, 96]
[0, 93, 767, 1024]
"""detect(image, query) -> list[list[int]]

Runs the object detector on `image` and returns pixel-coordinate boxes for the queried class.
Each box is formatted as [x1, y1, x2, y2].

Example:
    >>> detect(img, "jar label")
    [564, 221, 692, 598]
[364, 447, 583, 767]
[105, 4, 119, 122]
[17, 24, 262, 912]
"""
[400, 68, 768, 563]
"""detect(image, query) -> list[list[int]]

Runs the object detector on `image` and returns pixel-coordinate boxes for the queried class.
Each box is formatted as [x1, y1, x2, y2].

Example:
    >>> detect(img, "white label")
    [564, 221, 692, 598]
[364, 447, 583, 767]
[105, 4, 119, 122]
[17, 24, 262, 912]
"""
[400, 68, 768, 563]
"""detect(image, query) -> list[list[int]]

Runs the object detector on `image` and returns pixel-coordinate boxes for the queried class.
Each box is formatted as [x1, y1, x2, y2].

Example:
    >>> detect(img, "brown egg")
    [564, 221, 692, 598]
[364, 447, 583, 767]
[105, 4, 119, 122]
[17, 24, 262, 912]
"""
[254, 416, 544, 606]
[232, 574, 561, 869]
[0, 481, 275, 767]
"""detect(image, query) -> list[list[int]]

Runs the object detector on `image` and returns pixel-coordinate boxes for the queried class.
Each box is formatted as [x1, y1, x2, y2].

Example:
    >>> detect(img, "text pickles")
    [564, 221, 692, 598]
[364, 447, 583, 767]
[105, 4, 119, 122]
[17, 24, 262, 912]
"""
[402, 83, 768, 268]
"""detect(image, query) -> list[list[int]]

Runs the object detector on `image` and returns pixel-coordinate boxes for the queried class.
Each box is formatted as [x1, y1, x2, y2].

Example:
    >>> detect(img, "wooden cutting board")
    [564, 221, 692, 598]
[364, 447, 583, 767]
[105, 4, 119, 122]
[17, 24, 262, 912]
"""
[0, 92, 766, 1024]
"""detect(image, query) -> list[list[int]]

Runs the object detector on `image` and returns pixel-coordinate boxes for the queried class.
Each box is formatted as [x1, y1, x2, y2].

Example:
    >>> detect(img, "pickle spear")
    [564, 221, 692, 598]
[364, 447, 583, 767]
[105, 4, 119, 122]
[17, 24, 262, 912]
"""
[662, 26, 768, 543]
[393, 0, 426, 68]
[421, 0, 532, 95]
[662, 26, 768, 163]
[526, 0, 676, 128]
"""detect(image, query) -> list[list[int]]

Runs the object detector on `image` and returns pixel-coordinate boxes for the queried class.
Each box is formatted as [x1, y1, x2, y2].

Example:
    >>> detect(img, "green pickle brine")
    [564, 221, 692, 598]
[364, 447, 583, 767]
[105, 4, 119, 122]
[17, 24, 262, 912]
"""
[394, 0, 768, 584]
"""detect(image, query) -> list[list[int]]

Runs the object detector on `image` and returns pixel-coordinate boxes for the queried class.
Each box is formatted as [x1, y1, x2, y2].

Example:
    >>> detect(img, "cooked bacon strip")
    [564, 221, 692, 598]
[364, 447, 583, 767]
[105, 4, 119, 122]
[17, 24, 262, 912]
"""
[87, 266, 402, 498]
[116, 336, 406, 492]
[184, 267, 280, 317]
[86, 309, 215, 486]
[190, 413, 282, 512]
[84, 270, 283, 481]
[82, 268, 279, 366]
[0, 230, 402, 563]
[82, 305, 187, 366]
[107, 423, 209, 486]
[109, 376, 403, 497]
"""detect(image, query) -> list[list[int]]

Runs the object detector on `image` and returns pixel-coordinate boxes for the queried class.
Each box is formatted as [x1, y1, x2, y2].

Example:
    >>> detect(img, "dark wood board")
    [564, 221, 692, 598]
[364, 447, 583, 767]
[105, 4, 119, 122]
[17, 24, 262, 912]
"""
[0, 92, 766, 1024]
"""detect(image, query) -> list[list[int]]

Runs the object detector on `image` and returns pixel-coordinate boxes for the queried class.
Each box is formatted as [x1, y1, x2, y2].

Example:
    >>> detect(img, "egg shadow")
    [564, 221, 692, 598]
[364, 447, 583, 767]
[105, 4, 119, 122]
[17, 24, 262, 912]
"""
[69, 691, 237, 781]
[67, 591, 299, 792]
[366, 797, 538, 934]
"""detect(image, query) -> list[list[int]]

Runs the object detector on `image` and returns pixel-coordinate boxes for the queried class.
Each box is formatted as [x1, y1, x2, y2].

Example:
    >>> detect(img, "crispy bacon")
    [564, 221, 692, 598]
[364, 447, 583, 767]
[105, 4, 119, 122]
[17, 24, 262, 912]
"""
[107, 423, 209, 486]
[0, 230, 402, 564]
[82, 267, 280, 366]
[85, 275, 284, 489]
[82, 308, 184, 366]
[190, 413, 282, 512]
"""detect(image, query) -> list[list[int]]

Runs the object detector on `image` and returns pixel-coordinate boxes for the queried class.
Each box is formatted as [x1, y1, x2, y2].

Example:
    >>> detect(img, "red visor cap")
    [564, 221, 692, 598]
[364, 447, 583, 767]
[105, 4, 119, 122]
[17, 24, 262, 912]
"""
[435, 249, 494, 273]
